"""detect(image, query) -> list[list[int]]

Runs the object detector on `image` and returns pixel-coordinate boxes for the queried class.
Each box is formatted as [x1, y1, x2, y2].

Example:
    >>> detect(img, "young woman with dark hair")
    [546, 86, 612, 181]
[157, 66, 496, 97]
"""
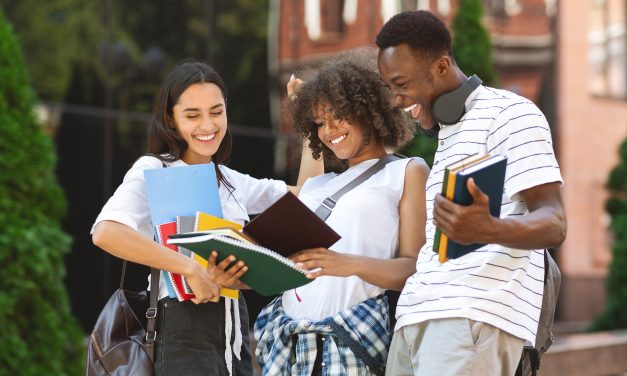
[254, 49, 429, 375]
[91, 60, 321, 375]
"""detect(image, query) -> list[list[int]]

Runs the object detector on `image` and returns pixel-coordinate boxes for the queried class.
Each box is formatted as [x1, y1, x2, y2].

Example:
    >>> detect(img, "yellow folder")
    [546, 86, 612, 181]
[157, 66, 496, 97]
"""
[194, 211, 243, 299]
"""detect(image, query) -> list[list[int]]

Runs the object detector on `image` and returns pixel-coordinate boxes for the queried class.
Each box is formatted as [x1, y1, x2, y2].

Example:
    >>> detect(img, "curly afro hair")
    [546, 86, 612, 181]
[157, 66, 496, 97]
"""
[376, 10, 452, 64]
[288, 49, 414, 165]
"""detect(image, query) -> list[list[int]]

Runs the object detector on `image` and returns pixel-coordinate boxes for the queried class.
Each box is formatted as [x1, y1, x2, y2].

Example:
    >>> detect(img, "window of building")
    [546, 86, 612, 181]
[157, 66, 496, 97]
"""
[320, 0, 345, 36]
[589, 0, 627, 98]
[305, 0, 345, 41]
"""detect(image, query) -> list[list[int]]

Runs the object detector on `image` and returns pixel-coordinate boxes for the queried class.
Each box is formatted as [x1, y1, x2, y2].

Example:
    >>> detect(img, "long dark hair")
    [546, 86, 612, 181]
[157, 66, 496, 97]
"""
[146, 59, 233, 189]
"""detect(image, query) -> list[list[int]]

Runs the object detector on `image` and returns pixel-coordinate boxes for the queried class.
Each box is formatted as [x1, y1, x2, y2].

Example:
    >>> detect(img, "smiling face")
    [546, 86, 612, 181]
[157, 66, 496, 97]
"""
[314, 103, 386, 166]
[172, 82, 227, 165]
[378, 43, 448, 131]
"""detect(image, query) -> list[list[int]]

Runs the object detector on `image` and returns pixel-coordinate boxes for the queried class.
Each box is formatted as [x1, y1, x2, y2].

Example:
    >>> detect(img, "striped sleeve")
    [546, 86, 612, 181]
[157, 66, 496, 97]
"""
[486, 101, 563, 200]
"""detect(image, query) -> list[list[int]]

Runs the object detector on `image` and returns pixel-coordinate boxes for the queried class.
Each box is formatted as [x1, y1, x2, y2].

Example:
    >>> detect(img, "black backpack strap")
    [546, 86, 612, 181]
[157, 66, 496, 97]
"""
[516, 346, 540, 376]
[144, 268, 159, 361]
[515, 356, 522, 376]
[528, 347, 540, 375]
[314, 154, 402, 221]
[544, 249, 550, 282]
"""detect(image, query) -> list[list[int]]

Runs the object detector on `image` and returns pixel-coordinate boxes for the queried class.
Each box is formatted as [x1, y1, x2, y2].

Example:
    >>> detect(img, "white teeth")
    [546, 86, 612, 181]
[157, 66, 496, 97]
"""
[194, 133, 216, 141]
[330, 134, 347, 144]
[403, 104, 417, 112]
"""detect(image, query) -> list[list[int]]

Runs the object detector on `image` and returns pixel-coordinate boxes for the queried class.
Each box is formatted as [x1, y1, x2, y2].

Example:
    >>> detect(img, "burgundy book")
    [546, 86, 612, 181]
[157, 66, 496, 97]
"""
[242, 192, 341, 257]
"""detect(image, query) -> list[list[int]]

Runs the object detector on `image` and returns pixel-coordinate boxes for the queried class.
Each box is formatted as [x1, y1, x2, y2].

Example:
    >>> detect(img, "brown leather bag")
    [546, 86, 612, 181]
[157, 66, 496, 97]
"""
[86, 263, 159, 376]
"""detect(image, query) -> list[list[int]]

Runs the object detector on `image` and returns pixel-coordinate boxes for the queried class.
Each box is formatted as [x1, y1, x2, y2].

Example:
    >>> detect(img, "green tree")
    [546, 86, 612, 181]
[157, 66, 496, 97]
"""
[0, 8, 84, 375]
[1, 0, 102, 101]
[401, 130, 437, 167]
[590, 138, 627, 330]
[452, 0, 498, 86]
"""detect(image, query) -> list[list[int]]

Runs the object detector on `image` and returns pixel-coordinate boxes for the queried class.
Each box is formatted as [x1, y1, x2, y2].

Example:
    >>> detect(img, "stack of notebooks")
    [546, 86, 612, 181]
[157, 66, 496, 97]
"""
[433, 154, 507, 263]
[145, 163, 235, 301]
[145, 163, 341, 298]
[169, 192, 341, 296]
[154, 214, 240, 301]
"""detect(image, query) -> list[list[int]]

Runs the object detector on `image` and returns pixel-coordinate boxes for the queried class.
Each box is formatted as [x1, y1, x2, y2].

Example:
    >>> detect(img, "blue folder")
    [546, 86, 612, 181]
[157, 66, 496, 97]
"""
[144, 163, 223, 227]
[144, 163, 224, 297]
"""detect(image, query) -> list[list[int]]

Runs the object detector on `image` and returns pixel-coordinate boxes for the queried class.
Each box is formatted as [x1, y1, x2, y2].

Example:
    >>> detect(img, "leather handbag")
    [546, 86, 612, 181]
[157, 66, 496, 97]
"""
[86, 262, 159, 376]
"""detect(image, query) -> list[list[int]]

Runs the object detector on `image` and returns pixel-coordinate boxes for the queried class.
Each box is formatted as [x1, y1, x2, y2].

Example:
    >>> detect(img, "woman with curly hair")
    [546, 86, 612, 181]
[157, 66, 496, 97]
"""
[254, 49, 429, 375]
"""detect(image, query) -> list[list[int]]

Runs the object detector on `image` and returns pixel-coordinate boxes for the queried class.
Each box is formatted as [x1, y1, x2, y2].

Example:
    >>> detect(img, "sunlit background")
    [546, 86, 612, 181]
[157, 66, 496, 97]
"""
[2, 0, 627, 375]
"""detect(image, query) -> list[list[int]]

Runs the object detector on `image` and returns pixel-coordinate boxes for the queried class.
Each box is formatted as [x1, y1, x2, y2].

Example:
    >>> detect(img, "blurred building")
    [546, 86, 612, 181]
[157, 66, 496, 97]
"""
[558, 0, 627, 325]
[270, 0, 627, 327]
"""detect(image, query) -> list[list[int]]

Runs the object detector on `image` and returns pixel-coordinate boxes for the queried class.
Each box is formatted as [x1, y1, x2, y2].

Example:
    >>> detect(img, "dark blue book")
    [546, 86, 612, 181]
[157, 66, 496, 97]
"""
[437, 154, 507, 261]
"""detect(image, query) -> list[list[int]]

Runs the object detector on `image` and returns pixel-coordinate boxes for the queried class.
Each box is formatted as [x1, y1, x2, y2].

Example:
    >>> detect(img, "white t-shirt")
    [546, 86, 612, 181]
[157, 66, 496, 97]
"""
[282, 157, 416, 321]
[395, 85, 563, 344]
[91, 155, 288, 299]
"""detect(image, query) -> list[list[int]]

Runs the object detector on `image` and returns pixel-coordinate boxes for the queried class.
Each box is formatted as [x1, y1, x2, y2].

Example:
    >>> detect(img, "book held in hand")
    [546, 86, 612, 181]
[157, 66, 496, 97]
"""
[144, 163, 223, 232]
[168, 233, 312, 296]
[189, 214, 240, 299]
[169, 192, 341, 295]
[434, 154, 507, 262]
[186, 192, 341, 258]
[145, 163, 227, 301]
[155, 221, 199, 302]
[243, 192, 341, 257]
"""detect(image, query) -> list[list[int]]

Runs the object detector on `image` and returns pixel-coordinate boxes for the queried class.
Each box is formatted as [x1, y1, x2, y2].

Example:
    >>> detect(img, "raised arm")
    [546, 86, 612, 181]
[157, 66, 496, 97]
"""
[290, 158, 429, 290]
[287, 139, 324, 196]
[286, 74, 324, 195]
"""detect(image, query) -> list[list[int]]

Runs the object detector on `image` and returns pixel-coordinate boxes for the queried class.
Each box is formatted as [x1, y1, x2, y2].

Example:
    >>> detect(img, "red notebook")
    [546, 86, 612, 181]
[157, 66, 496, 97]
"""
[156, 221, 195, 301]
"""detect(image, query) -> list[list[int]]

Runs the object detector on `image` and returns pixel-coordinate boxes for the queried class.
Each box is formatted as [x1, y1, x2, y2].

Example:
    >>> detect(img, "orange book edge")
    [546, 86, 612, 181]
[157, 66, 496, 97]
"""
[438, 170, 457, 263]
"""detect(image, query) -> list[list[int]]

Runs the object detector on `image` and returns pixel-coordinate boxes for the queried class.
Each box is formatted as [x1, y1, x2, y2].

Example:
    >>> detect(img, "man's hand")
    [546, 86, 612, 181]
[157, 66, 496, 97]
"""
[433, 178, 496, 245]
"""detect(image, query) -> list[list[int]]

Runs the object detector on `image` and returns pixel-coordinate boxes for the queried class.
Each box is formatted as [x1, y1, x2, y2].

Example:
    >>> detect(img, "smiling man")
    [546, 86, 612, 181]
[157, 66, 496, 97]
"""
[376, 10, 567, 376]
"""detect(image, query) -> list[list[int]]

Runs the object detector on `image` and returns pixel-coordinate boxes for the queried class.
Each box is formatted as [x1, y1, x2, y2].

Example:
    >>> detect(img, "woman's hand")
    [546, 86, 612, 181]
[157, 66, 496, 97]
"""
[184, 262, 220, 304]
[205, 251, 248, 289]
[290, 248, 359, 279]
[287, 74, 303, 101]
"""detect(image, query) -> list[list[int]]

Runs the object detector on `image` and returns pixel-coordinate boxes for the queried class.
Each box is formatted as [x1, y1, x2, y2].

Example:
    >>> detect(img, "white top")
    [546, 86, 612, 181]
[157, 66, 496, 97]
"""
[282, 157, 416, 321]
[91, 155, 288, 299]
[395, 85, 563, 344]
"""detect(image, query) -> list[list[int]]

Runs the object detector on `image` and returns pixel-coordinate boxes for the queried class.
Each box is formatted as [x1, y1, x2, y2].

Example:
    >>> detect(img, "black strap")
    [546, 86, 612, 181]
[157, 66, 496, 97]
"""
[314, 154, 402, 221]
[144, 268, 159, 361]
[137, 160, 170, 361]
[118, 261, 159, 361]
[311, 334, 325, 375]
[544, 249, 550, 282]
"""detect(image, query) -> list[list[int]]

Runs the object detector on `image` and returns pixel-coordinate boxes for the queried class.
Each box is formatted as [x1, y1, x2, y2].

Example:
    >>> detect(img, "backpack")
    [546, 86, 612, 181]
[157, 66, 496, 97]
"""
[515, 250, 561, 376]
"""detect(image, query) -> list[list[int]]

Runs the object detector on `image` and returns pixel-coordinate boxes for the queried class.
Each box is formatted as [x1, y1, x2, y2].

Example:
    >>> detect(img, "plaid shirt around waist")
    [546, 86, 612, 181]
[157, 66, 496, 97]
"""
[253, 295, 390, 376]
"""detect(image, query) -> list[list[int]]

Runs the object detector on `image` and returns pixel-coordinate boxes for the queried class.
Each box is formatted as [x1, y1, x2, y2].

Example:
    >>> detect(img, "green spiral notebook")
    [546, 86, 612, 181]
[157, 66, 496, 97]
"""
[168, 233, 312, 296]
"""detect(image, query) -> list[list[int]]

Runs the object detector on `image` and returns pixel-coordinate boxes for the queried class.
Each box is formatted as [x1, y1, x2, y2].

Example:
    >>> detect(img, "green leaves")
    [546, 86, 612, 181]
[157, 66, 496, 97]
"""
[1, 0, 102, 101]
[590, 137, 627, 331]
[401, 131, 437, 167]
[0, 8, 84, 375]
[451, 0, 498, 86]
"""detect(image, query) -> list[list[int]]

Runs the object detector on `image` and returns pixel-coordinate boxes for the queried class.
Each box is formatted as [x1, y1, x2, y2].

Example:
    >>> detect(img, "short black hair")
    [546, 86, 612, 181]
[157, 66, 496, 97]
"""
[289, 49, 414, 164]
[376, 10, 452, 64]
